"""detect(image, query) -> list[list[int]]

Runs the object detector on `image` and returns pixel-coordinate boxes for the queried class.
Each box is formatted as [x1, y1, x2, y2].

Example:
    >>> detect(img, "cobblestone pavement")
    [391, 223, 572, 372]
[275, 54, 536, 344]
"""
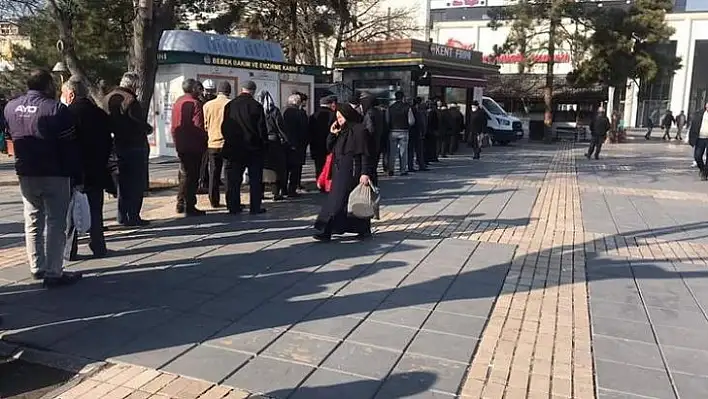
[1, 139, 707, 398]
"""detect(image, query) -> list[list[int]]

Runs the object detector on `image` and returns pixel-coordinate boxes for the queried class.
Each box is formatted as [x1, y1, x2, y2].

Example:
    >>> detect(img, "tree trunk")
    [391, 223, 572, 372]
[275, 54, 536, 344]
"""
[46, 0, 102, 103]
[288, 0, 298, 63]
[543, 18, 558, 143]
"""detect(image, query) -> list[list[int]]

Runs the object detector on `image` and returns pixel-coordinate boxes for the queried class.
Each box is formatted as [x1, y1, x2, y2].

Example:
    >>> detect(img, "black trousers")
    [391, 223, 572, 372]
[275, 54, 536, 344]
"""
[440, 134, 452, 156]
[208, 148, 224, 207]
[407, 130, 425, 171]
[314, 156, 326, 180]
[198, 151, 209, 189]
[425, 133, 438, 162]
[694, 138, 708, 171]
[662, 127, 672, 140]
[287, 165, 302, 194]
[224, 154, 264, 213]
[177, 152, 203, 210]
[468, 131, 482, 157]
[64, 188, 106, 260]
[587, 136, 604, 159]
[115, 146, 148, 224]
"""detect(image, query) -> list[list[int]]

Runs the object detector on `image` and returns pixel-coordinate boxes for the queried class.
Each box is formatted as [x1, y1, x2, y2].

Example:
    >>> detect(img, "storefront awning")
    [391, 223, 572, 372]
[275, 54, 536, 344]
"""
[430, 75, 487, 89]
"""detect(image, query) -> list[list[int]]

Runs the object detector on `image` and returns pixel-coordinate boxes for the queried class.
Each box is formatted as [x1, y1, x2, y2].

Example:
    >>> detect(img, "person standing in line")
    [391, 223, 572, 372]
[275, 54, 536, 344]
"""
[689, 103, 708, 180]
[448, 103, 465, 155]
[171, 78, 208, 216]
[407, 97, 428, 172]
[437, 104, 453, 158]
[387, 91, 415, 176]
[467, 100, 486, 159]
[203, 80, 232, 208]
[675, 110, 687, 141]
[61, 78, 113, 260]
[661, 110, 675, 141]
[309, 95, 337, 181]
[586, 107, 611, 160]
[104, 72, 152, 226]
[197, 80, 215, 194]
[221, 80, 268, 214]
[424, 100, 439, 164]
[361, 92, 387, 185]
[258, 90, 288, 201]
[283, 94, 308, 197]
[3, 69, 83, 287]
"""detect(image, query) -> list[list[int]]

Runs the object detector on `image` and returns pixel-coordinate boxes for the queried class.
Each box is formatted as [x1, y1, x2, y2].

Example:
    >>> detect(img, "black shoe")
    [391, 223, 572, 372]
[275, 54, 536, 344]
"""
[594, 155, 600, 160]
[186, 208, 207, 217]
[273, 195, 285, 201]
[419, 168, 430, 171]
[250, 208, 267, 215]
[176, 204, 186, 214]
[91, 249, 110, 259]
[43, 271, 83, 288]
[287, 192, 302, 198]
[196, 187, 208, 195]
[31, 271, 45, 281]
[388, 171, 394, 177]
[228, 205, 244, 214]
[313, 232, 332, 242]
[355, 232, 373, 240]
[210, 203, 223, 209]
[701, 170, 708, 181]
[401, 172, 409, 176]
[585, 153, 591, 159]
[473, 154, 480, 160]
[130, 218, 150, 227]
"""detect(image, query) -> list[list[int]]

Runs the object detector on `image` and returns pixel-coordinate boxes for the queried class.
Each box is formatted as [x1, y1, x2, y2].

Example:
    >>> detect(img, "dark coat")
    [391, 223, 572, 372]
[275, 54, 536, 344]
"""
[309, 106, 335, 161]
[590, 114, 611, 137]
[264, 107, 288, 175]
[449, 108, 465, 135]
[689, 110, 707, 146]
[467, 109, 487, 134]
[170, 94, 207, 154]
[364, 106, 387, 155]
[67, 98, 113, 189]
[315, 121, 375, 234]
[221, 93, 268, 159]
[103, 87, 151, 150]
[283, 105, 308, 166]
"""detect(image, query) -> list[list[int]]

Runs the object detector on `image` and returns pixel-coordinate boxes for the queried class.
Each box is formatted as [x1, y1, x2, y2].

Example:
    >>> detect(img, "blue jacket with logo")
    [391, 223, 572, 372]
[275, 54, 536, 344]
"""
[3, 90, 81, 179]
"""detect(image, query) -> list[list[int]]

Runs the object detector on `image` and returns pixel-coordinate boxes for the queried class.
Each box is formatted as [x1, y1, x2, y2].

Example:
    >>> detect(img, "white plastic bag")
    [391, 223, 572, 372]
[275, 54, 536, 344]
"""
[71, 191, 91, 234]
[348, 183, 380, 219]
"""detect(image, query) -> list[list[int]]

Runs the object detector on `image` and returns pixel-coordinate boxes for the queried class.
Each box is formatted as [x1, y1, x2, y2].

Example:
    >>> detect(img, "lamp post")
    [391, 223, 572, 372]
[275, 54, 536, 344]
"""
[52, 61, 68, 84]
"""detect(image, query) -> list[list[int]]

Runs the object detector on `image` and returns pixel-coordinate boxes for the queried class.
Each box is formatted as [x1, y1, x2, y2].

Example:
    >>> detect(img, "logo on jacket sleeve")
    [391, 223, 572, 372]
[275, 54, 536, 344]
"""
[14, 105, 38, 114]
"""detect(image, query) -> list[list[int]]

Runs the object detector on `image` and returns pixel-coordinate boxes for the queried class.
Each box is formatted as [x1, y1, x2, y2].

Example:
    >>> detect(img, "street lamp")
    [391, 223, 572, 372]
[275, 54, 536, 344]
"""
[52, 61, 68, 84]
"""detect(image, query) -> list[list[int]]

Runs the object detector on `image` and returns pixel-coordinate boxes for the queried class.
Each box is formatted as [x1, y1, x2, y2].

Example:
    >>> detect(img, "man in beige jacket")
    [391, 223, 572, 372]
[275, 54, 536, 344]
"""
[203, 81, 232, 208]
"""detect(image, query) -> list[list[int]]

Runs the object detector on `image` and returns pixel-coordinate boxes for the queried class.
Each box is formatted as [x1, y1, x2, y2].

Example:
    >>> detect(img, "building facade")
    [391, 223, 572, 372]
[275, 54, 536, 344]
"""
[0, 21, 30, 72]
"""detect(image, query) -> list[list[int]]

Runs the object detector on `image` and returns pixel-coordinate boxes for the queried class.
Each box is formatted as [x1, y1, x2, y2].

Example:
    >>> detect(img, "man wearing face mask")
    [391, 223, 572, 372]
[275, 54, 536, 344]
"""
[60, 78, 113, 260]
[3, 69, 83, 287]
[467, 100, 486, 159]
[587, 106, 611, 160]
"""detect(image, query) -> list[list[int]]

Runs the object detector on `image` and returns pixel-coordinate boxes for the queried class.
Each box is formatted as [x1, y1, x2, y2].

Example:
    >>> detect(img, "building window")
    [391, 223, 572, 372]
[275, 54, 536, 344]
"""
[636, 41, 677, 127]
[688, 40, 708, 113]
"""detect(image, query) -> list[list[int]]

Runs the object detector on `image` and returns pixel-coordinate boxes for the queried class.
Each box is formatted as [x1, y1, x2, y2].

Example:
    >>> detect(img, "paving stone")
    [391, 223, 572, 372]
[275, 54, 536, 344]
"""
[161, 344, 251, 383]
[222, 356, 313, 398]
[204, 323, 284, 355]
[367, 303, 431, 328]
[422, 311, 487, 338]
[321, 341, 401, 380]
[346, 319, 417, 352]
[673, 372, 708, 399]
[592, 316, 656, 344]
[653, 324, 708, 351]
[662, 345, 708, 377]
[290, 314, 361, 340]
[385, 353, 467, 395]
[592, 335, 665, 369]
[289, 368, 380, 399]
[406, 330, 478, 363]
[595, 359, 675, 399]
[261, 331, 339, 366]
[590, 299, 649, 324]
[646, 306, 708, 330]
[434, 297, 495, 318]
[596, 388, 663, 398]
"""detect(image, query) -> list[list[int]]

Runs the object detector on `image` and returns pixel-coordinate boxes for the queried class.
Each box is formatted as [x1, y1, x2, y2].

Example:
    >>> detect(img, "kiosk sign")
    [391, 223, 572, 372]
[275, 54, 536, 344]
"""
[429, 43, 473, 61]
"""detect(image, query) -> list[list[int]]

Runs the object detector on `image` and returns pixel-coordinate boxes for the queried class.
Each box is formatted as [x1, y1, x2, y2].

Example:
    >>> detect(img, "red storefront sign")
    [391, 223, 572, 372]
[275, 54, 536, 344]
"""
[450, 0, 480, 6]
[483, 53, 571, 64]
[446, 38, 475, 50]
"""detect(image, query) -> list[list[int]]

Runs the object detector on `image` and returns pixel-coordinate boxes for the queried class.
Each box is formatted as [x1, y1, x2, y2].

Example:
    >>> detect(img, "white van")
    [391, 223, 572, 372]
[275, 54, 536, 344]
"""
[481, 96, 524, 145]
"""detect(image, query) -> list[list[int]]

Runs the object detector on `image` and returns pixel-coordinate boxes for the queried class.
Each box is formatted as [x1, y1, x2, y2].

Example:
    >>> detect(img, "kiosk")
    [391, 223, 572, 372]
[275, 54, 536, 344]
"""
[150, 30, 317, 157]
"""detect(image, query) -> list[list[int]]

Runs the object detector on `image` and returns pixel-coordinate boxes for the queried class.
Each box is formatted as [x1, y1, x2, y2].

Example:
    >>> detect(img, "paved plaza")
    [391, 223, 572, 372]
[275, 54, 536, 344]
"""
[1, 138, 708, 399]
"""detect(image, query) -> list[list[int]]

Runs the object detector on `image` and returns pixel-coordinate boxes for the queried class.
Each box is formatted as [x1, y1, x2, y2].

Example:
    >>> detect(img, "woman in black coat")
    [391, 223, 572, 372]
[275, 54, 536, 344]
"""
[257, 90, 289, 200]
[313, 103, 375, 242]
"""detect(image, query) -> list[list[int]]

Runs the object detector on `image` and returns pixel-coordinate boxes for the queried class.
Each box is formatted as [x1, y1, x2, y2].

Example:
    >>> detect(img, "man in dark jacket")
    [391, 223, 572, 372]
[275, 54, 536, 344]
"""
[171, 78, 208, 216]
[104, 72, 152, 226]
[689, 103, 708, 180]
[408, 97, 428, 172]
[467, 100, 486, 159]
[61, 78, 113, 260]
[221, 80, 268, 214]
[309, 95, 337, 181]
[587, 107, 611, 160]
[447, 103, 465, 155]
[283, 94, 308, 196]
[424, 100, 439, 163]
[3, 69, 83, 287]
[387, 91, 415, 176]
[360, 93, 388, 184]
[661, 110, 675, 141]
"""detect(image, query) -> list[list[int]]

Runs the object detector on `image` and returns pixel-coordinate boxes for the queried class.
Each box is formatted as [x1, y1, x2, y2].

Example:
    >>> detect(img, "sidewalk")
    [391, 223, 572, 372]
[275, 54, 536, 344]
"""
[1, 139, 708, 398]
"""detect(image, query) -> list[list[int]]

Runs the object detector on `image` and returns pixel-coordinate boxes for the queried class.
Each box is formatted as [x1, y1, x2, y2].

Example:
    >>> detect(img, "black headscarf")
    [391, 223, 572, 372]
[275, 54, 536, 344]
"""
[334, 103, 369, 156]
[337, 103, 363, 125]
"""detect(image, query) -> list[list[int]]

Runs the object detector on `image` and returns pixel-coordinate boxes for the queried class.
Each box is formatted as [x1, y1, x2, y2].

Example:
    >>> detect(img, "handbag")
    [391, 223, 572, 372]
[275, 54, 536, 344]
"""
[316, 154, 333, 193]
[348, 182, 380, 219]
[71, 191, 91, 234]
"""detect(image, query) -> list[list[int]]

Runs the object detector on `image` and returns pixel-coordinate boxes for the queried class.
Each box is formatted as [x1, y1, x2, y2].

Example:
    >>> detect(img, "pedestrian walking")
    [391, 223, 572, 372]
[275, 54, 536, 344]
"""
[60, 78, 112, 260]
[661, 110, 675, 141]
[467, 100, 486, 159]
[407, 97, 427, 172]
[309, 95, 337, 181]
[644, 115, 654, 140]
[221, 81, 268, 214]
[689, 103, 708, 180]
[171, 78, 208, 216]
[283, 94, 308, 197]
[676, 110, 687, 141]
[586, 107, 611, 160]
[104, 72, 152, 226]
[258, 90, 288, 200]
[387, 91, 415, 176]
[313, 103, 375, 242]
[3, 69, 83, 287]
[203, 80, 231, 208]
